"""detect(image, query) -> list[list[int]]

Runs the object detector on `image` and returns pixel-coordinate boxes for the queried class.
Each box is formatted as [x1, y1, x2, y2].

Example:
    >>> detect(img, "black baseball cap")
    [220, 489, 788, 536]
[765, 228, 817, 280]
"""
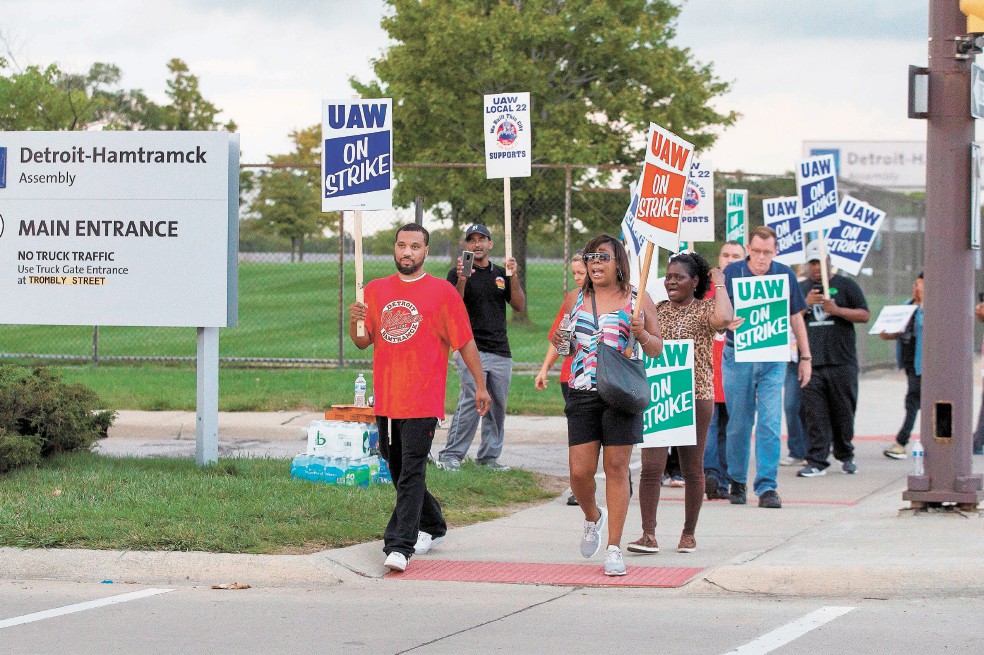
[464, 224, 492, 239]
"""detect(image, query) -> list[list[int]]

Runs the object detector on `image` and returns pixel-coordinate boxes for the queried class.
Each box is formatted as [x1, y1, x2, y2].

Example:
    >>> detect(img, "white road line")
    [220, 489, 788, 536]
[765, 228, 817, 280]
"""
[723, 605, 856, 655]
[0, 588, 176, 630]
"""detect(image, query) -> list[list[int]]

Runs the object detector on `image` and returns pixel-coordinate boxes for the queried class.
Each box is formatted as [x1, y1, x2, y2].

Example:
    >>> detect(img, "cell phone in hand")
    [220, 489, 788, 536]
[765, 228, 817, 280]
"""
[978, 292, 983, 303]
[461, 250, 475, 277]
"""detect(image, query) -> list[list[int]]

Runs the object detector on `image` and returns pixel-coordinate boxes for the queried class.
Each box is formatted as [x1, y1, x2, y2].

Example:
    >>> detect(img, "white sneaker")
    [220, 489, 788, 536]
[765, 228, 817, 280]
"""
[780, 456, 806, 467]
[384, 551, 408, 572]
[579, 506, 608, 558]
[413, 531, 446, 554]
[604, 545, 626, 576]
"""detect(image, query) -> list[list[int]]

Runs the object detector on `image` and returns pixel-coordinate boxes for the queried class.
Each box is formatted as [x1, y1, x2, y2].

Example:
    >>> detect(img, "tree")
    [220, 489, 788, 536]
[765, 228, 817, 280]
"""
[353, 0, 737, 320]
[248, 126, 337, 261]
[125, 58, 237, 132]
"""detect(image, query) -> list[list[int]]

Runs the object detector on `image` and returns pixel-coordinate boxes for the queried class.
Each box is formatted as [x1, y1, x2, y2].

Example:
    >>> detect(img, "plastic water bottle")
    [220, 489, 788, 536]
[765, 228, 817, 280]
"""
[307, 455, 327, 482]
[325, 457, 347, 484]
[911, 438, 924, 476]
[376, 457, 393, 484]
[348, 460, 372, 488]
[290, 453, 311, 480]
[556, 315, 574, 356]
[354, 374, 368, 407]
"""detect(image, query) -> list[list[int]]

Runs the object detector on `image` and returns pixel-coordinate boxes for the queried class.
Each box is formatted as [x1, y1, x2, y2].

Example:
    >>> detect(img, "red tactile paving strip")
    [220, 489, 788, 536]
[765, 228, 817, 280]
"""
[386, 559, 703, 587]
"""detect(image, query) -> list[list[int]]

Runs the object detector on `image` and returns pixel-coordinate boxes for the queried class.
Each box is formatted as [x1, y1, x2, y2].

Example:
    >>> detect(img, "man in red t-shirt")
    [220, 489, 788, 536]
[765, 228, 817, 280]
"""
[350, 224, 490, 573]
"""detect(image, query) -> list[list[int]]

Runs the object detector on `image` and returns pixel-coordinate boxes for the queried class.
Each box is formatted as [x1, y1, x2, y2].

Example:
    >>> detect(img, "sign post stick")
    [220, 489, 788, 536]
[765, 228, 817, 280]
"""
[354, 210, 366, 336]
[504, 177, 513, 275]
[633, 241, 655, 319]
[817, 232, 831, 297]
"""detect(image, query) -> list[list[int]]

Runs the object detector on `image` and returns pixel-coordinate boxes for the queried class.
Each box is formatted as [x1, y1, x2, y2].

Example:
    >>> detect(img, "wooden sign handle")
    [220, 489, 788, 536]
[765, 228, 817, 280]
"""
[503, 177, 513, 275]
[354, 210, 365, 337]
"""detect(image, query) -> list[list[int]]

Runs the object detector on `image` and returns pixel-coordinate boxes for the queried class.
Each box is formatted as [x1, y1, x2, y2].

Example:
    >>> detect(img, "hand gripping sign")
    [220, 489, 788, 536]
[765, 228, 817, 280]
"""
[825, 195, 886, 275]
[733, 274, 790, 363]
[641, 339, 697, 448]
[762, 197, 806, 267]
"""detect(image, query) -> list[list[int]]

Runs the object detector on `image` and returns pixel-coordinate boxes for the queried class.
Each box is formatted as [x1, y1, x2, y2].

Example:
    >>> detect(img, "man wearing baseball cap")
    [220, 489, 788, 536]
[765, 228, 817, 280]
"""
[796, 239, 870, 478]
[439, 223, 526, 472]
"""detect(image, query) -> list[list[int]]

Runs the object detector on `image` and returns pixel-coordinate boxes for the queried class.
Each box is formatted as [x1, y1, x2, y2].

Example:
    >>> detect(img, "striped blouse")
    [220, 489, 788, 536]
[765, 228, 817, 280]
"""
[569, 289, 639, 391]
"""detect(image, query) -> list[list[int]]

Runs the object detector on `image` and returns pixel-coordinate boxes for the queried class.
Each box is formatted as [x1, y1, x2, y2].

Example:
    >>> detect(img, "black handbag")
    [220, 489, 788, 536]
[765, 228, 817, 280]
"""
[591, 292, 650, 414]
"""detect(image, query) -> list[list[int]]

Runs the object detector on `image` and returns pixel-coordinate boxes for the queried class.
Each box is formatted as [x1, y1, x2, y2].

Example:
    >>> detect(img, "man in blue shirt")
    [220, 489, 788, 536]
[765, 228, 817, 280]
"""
[722, 226, 812, 509]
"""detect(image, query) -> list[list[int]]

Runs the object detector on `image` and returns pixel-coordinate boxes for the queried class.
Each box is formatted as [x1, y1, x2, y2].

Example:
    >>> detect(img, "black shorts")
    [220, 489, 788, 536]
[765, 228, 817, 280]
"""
[564, 388, 643, 447]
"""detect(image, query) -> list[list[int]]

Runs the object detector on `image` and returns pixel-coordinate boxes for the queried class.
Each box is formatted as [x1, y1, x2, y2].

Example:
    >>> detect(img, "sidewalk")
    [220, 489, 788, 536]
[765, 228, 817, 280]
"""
[2, 369, 982, 597]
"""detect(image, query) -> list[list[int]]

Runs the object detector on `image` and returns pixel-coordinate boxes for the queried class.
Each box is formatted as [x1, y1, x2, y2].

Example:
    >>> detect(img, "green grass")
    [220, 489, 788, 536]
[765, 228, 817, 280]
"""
[0, 451, 558, 554]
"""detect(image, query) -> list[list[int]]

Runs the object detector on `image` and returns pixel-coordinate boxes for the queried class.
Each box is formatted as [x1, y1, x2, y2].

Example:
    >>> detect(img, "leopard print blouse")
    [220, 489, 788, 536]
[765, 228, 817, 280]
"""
[653, 298, 717, 400]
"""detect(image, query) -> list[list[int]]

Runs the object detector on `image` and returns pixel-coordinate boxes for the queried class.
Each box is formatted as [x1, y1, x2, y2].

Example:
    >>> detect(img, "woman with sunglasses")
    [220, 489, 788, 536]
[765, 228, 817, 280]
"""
[627, 251, 733, 555]
[553, 234, 662, 576]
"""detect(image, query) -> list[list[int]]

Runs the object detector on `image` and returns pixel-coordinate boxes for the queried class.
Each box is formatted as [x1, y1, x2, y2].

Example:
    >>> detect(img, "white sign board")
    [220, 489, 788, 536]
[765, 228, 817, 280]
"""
[642, 339, 696, 448]
[733, 274, 790, 363]
[0, 131, 237, 327]
[633, 123, 694, 252]
[972, 63, 984, 120]
[825, 195, 886, 275]
[796, 154, 840, 233]
[803, 141, 926, 190]
[762, 197, 805, 267]
[484, 92, 532, 179]
[322, 98, 393, 211]
[868, 304, 918, 335]
[680, 159, 715, 242]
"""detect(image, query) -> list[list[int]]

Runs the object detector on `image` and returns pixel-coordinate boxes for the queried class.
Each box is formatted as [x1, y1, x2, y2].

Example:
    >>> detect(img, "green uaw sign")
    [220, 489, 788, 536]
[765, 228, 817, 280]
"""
[642, 339, 696, 448]
[725, 189, 747, 245]
[733, 274, 790, 362]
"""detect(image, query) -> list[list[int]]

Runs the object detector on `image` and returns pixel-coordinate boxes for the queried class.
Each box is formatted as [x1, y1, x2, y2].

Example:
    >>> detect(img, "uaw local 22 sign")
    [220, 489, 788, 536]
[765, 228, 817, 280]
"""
[680, 159, 714, 242]
[795, 153, 840, 233]
[733, 274, 790, 363]
[322, 98, 393, 211]
[825, 195, 886, 275]
[762, 197, 805, 267]
[484, 92, 531, 179]
[0, 131, 238, 328]
[642, 339, 697, 448]
[634, 123, 694, 252]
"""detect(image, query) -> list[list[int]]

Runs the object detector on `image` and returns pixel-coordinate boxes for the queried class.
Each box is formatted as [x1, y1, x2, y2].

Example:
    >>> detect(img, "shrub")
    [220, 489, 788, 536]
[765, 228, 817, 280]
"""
[0, 365, 116, 472]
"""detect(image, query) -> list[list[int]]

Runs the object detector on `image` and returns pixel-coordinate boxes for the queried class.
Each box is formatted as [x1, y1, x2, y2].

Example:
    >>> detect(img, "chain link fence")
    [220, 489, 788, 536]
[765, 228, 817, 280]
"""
[0, 164, 932, 371]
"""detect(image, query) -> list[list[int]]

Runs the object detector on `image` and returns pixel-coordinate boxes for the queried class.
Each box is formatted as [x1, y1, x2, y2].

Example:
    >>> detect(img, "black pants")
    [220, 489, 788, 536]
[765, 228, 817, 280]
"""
[376, 417, 446, 557]
[895, 369, 921, 446]
[800, 364, 859, 469]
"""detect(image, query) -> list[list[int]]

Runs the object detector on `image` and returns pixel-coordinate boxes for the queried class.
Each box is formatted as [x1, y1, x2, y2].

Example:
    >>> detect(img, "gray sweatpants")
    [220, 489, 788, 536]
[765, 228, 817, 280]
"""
[439, 350, 512, 463]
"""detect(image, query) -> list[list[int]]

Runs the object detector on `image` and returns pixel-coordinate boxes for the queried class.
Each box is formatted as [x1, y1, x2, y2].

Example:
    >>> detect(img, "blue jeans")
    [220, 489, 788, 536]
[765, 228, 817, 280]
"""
[722, 345, 785, 496]
[703, 402, 729, 491]
[784, 362, 806, 460]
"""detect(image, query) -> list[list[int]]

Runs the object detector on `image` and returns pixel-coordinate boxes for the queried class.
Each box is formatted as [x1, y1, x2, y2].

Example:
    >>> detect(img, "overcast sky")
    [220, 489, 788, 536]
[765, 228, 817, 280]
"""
[2, 0, 932, 173]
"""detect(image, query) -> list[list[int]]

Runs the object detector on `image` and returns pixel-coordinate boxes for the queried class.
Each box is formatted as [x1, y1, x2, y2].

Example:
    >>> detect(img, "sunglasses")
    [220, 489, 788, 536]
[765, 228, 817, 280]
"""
[584, 252, 612, 262]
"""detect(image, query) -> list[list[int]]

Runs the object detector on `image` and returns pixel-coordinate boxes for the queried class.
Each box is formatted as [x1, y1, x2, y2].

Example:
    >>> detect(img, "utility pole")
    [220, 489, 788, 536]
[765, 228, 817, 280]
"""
[904, 0, 984, 509]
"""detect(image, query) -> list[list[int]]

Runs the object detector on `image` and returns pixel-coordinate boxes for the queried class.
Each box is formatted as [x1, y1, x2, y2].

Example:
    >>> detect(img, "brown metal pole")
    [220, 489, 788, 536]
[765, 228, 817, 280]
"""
[904, 0, 984, 507]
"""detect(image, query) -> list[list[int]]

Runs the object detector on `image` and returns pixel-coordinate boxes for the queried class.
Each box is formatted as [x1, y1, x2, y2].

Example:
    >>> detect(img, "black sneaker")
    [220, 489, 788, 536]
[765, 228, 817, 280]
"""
[758, 490, 782, 508]
[729, 481, 746, 505]
[842, 459, 858, 474]
[797, 464, 826, 477]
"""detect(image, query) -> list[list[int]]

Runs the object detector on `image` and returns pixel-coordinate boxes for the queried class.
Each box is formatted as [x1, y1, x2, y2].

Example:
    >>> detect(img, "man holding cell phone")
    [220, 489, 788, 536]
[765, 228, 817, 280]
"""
[439, 223, 526, 472]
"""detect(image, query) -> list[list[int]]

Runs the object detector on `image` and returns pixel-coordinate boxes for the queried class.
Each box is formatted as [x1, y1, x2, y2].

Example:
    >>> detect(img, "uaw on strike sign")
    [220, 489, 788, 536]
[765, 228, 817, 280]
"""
[0, 131, 238, 328]
[733, 274, 790, 363]
[634, 123, 694, 252]
[322, 99, 393, 211]
[642, 340, 696, 448]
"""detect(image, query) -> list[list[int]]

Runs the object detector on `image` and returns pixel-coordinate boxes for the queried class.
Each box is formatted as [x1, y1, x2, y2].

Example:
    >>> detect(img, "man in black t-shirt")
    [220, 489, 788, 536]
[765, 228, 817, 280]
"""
[438, 223, 526, 472]
[796, 240, 870, 477]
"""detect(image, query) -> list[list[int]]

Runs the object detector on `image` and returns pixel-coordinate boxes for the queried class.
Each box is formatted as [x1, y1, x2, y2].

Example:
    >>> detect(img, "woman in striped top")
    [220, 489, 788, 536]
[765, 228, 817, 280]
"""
[553, 234, 662, 577]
